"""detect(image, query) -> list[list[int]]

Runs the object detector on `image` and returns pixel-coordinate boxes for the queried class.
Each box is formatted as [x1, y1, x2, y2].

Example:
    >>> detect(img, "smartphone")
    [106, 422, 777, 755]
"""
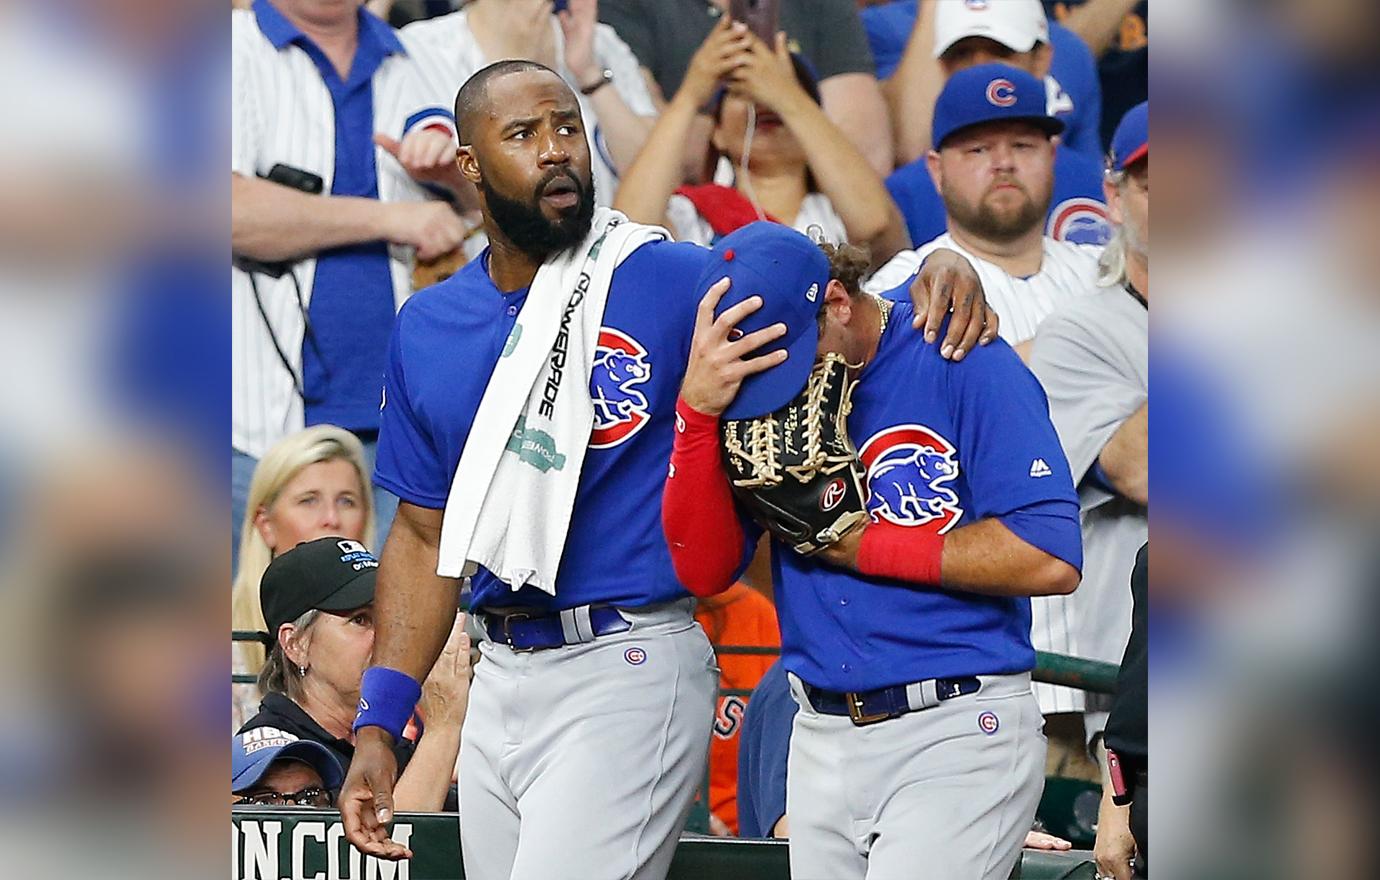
[729, 0, 781, 44]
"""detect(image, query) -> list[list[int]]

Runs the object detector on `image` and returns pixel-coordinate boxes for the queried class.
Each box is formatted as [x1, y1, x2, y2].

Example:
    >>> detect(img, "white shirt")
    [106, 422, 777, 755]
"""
[665, 191, 849, 247]
[865, 233, 1102, 345]
[232, 7, 455, 458]
[401, 10, 656, 205]
[1029, 288, 1148, 723]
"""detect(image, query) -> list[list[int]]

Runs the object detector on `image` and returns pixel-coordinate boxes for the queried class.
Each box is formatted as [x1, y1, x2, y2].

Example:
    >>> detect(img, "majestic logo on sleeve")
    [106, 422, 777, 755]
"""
[859, 425, 964, 532]
[1047, 197, 1111, 246]
[590, 328, 653, 449]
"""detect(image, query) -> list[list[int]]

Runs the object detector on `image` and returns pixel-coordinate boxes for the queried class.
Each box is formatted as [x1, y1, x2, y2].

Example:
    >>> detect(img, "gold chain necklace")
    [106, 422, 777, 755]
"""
[874, 295, 893, 337]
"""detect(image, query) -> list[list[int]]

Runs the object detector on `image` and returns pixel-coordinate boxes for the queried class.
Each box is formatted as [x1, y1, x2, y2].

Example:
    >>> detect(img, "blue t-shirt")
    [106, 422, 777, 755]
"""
[766, 302, 1082, 693]
[863, 3, 1103, 161]
[886, 144, 1109, 247]
[374, 240, 721, 613]
[736, 659, 794, 839]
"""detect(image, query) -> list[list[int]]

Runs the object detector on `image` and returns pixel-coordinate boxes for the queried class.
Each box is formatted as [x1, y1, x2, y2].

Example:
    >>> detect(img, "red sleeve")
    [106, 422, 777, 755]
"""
[662, 398, 746, 597]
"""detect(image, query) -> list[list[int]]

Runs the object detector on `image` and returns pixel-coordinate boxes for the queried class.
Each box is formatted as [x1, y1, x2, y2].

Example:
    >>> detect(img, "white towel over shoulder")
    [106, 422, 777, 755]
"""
[436, 208, 668, 594]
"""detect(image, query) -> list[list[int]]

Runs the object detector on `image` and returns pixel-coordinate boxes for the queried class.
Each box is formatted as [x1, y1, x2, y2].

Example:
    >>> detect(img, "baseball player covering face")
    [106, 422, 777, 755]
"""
[664, 230, 1084, 880]
[338, 61, 997, 880]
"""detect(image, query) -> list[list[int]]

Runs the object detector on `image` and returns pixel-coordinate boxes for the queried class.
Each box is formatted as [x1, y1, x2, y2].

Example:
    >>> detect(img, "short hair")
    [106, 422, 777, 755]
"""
[454, 59, 561, 144]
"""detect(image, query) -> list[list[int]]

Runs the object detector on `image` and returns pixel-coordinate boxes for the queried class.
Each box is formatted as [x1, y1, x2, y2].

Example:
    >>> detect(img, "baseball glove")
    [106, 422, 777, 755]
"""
[720, 354, 869, 555]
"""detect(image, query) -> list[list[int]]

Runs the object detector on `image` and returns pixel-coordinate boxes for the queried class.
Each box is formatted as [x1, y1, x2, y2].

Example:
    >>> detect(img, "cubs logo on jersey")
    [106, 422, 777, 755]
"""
[1047, 197, 1111, 246]
[859, 424, 965, 533]
[590, 327, 653, 449]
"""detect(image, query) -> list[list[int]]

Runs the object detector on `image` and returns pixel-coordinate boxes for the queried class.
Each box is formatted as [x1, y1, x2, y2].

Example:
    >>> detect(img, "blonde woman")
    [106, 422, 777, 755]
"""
[232, 425, 375, 730]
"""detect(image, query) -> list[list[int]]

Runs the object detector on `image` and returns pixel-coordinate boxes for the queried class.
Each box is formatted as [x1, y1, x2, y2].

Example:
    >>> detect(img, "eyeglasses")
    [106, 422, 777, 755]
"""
[234, 786, 334, 808]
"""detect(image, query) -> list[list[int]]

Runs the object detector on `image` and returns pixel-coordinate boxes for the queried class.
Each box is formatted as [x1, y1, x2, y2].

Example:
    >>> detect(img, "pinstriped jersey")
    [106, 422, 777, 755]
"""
[231, 4, 456, 458]
[864, 233, 1102, 346]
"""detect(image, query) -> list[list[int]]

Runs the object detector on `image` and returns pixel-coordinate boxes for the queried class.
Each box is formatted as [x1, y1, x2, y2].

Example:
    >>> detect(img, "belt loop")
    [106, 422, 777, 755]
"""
[557, 609, 580, 645]
[572, 605, 596, 643]
[919, 679, 940, 709]
[787, 673, 815, 713]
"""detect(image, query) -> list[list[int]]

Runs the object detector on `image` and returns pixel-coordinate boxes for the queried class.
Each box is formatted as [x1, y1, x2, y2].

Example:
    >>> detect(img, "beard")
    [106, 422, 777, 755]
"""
[481, 167, 596, 256]
[942, 179, 1049, 243]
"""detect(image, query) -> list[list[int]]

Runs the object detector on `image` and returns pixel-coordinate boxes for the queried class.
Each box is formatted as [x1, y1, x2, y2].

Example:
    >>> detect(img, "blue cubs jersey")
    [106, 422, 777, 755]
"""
[375, 240, 722, 613]
[766, 301, 1082, 693]
[886, 145, 1110, 248]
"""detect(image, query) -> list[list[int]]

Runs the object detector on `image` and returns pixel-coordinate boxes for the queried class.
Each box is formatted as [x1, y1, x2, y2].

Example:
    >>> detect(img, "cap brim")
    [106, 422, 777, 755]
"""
[312, 568, 376, 614]
[233, 739, 345, 792]
[1117, 143, 1148, 170]
[722, 325, 819, 421]
[934, 30, 1039, 59]
[938, 113, 1065, 149]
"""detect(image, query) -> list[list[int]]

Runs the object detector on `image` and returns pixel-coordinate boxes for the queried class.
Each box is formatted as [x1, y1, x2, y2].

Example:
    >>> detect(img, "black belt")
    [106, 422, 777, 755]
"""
[480, 604, 631, 652]
[804, 676, 982, 726]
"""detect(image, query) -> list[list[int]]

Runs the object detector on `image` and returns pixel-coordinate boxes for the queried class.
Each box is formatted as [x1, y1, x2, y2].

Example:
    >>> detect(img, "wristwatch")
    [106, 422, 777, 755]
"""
[579, 68, 614, 96]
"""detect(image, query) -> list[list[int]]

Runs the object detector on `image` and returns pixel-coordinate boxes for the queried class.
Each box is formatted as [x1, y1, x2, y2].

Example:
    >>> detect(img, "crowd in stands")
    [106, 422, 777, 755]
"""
[230, 0, 1147, 867]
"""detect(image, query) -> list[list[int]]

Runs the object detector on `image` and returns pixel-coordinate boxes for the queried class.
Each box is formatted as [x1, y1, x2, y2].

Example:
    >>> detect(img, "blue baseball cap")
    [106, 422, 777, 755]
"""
[932, 62, 1064, 150]
[1110, 101, 1148, 170]
[233, 727, 345, 793]
[696, 222, 829, 420]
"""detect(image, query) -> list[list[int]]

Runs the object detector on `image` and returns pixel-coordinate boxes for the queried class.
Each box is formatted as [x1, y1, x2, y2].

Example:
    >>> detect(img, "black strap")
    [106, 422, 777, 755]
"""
[248, 270, 306, 399]
[246, 266, 330, 405]
[1125, 282, 1148, 309]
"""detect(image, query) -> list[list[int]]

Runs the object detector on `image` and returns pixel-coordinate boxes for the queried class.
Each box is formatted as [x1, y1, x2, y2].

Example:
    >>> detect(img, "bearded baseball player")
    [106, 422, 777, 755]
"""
[337, 60, 996, 880]
[664, 229, 1082, 880]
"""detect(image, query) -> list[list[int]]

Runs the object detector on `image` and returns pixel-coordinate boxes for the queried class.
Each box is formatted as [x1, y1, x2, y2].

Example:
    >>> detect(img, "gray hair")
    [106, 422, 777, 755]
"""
[257, 609, 320, 702]
[1096, 168, 1132, 288]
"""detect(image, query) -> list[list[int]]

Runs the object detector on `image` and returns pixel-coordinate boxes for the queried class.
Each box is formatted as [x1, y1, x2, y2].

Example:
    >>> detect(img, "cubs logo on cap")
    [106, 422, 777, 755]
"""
[985, 78, 1017, 108]
[694, 222, 831, 420]
[931, 63, 1063, 150]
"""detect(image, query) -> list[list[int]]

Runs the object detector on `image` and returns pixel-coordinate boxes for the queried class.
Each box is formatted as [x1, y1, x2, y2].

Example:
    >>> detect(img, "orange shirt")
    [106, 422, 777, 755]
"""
[695, 583, 780, 835]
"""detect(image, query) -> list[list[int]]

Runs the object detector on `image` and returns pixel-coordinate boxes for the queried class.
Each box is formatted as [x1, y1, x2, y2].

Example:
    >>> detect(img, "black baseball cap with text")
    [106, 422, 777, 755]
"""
[260, 537, 378, 637]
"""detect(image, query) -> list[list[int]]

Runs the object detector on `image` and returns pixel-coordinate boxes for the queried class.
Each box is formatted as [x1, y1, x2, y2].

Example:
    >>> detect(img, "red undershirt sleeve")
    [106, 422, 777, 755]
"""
[662, 398, 746, 597]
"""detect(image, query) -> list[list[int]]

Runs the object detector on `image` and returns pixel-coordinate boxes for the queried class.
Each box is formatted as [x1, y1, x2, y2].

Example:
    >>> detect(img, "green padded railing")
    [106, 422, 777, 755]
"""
[232, 811, 1098, 880]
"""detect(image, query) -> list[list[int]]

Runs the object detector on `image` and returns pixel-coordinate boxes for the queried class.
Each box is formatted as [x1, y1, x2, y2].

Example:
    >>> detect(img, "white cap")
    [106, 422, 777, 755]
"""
[933, 0, 1050, 59]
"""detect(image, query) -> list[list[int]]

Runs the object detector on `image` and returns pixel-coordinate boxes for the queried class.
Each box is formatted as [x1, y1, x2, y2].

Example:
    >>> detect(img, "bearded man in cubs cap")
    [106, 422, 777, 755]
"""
[341, 58, 998, 880]
[665, 221, 1083, 880]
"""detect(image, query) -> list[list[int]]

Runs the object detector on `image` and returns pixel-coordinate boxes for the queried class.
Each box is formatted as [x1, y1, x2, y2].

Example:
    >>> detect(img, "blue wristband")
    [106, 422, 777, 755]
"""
[354, 666, 422, 742]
